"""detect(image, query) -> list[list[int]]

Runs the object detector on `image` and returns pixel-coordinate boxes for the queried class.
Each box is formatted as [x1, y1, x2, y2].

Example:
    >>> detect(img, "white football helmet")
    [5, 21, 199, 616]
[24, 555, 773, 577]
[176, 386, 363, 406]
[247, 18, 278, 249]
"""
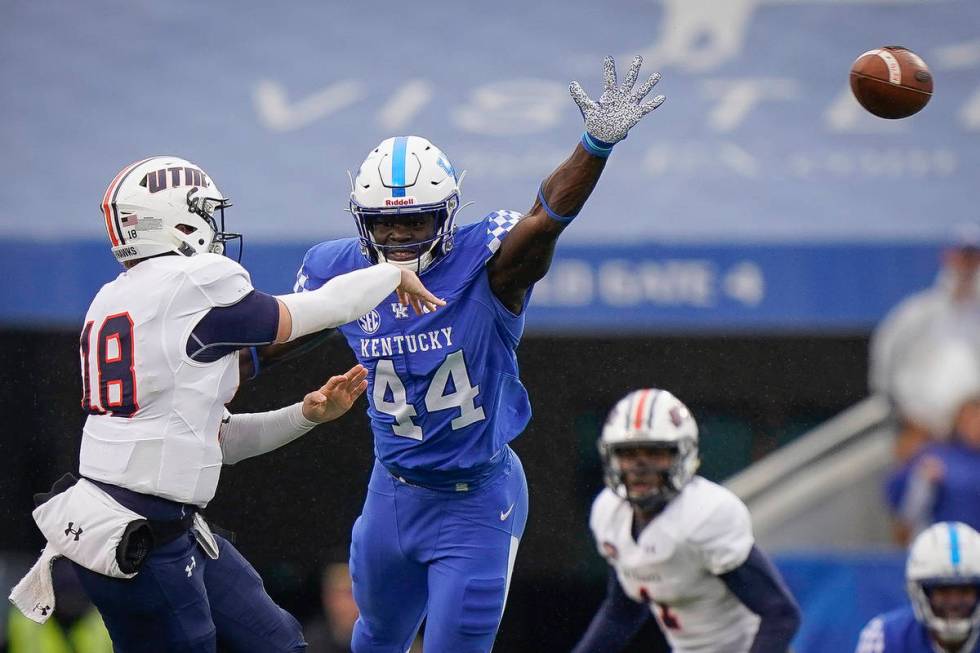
[598, 389, 700, 511]
[906, 522, 980, 646]
[101, 156, 239, 264]
[349, 135, 462, 272]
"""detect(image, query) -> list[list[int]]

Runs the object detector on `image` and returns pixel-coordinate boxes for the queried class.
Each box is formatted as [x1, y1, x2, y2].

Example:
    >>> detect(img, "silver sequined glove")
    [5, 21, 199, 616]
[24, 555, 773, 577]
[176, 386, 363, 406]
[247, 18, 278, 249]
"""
[569, 55, 665, 155]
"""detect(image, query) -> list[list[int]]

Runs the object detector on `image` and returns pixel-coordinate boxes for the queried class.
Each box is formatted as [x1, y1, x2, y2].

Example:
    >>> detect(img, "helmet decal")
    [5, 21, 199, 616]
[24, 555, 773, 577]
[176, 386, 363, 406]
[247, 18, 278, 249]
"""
[390, 136, 409, 196]
[101, 157, 154, 247]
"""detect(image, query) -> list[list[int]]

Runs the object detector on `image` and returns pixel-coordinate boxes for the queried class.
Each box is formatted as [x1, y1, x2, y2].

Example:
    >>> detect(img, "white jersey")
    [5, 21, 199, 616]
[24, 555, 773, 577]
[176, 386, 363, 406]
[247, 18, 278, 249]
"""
[78, 254, 252, 507]
[589, 477, 760, 653]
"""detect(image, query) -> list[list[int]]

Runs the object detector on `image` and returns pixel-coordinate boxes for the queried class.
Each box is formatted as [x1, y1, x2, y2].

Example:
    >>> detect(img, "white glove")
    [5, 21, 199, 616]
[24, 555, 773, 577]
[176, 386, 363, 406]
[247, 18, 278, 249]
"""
[569, 55, 665, 147]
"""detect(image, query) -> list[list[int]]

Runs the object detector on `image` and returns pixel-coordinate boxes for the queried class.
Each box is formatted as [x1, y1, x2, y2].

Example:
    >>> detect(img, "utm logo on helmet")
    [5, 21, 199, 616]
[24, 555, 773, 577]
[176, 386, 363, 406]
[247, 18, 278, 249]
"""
[100, 156, 240, 264]
[349, 136, 462, 273]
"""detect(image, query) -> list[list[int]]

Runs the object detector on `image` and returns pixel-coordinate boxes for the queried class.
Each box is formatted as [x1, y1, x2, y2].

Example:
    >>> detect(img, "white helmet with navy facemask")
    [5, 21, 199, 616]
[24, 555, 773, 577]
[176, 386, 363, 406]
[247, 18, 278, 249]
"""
[906, 522, 980, 647]
[598, 389, 700, 513]
[101, 156, 240, 264]
[349, 136, 462, 273]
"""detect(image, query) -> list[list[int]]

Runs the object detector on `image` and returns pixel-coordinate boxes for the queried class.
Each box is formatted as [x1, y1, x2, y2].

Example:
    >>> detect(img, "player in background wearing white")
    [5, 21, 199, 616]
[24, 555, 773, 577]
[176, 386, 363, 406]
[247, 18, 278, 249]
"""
[572, 389, 800, 653]
[855, 522, 980, 653]
[13, 156, 443, 653]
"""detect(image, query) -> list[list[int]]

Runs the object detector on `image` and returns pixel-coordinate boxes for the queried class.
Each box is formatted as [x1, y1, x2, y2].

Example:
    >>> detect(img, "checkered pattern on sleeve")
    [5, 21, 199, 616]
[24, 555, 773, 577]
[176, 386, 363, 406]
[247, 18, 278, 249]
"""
[855, 617, 885, 653]
[293, 266, 309, 293]
[486, 210, 524, 257]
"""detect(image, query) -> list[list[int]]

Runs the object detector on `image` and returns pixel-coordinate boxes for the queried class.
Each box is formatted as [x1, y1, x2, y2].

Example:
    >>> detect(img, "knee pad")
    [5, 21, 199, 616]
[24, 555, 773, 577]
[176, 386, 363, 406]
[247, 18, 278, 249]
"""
[459, 577, 506, 637]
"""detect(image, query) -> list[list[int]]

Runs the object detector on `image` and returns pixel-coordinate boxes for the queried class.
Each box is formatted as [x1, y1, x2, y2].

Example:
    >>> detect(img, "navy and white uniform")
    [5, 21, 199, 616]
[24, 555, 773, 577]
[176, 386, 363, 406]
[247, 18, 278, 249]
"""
[74, 253, 304, 653]
[295, 211, 530, 652]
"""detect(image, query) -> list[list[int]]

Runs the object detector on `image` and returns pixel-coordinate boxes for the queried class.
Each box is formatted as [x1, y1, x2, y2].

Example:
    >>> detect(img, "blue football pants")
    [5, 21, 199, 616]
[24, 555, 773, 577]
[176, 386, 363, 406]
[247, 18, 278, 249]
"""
[73, 531, 306, 652]
[350, 448, 529, 653]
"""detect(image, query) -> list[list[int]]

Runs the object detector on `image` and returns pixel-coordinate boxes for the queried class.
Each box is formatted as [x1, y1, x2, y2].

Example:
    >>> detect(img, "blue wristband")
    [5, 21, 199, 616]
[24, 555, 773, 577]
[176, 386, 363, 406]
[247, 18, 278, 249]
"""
[247, 346, 260, 380]
[581, 132, 615, 158]
[537, 185, 579, 224]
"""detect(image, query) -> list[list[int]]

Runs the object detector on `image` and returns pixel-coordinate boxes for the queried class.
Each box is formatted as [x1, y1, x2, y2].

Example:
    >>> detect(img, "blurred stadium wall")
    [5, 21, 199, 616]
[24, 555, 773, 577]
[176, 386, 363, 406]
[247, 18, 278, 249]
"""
[3, 0, 978, 650]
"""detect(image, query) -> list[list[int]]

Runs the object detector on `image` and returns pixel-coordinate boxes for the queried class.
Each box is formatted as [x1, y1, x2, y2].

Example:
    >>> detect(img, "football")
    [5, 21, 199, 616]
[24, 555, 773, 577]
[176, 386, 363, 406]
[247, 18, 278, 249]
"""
[849, 46, 933, 119]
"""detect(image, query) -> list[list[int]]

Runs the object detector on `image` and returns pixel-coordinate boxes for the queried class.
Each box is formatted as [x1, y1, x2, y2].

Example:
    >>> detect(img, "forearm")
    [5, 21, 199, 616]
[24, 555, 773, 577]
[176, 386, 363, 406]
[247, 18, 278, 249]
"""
[571, 600, 648, 653]
[488, 144, 606, 308]
[276, 263, 400, 341]
[572, 568, 650, 653]
[218, 405, 319, 465]
[719, 546, 801, 652]
[537, 143, 607, 221]
[238, 331, 336, 380]
[896, 466, 937, 529]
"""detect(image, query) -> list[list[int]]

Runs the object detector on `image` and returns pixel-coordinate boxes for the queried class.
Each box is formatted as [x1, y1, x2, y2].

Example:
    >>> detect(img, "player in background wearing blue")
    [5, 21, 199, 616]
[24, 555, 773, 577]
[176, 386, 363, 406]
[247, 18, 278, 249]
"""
[856, 522, 980, 653]
[294, 56, 666, 652]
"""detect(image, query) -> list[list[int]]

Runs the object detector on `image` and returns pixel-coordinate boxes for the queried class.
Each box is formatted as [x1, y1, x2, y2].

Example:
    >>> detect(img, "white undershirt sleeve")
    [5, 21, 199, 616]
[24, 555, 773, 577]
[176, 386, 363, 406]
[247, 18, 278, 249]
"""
[276, 263, 401, 340]
[218, 405, 319, 465]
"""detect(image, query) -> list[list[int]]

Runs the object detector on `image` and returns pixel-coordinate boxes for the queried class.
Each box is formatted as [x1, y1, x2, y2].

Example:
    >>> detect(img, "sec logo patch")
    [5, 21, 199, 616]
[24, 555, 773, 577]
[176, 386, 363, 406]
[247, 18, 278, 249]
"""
[358, 310, 381, 334]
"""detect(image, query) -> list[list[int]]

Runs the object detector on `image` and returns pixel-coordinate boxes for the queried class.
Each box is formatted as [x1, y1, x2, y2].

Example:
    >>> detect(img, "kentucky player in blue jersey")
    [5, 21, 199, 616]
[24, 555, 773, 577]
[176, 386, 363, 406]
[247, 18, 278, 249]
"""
[856, 522, 980, 653]
[294, 56, 665, 653]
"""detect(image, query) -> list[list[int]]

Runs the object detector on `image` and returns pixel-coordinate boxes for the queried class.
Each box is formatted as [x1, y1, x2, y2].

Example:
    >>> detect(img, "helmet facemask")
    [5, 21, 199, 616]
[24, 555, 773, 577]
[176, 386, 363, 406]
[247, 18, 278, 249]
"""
[182, 187, 242, 261]
[348, 136, 464, 274]
[906, 522, 980, 648]
[350, 195, 459, 274]
[909, 579, 980, 646]
[600, 438, 697, 514]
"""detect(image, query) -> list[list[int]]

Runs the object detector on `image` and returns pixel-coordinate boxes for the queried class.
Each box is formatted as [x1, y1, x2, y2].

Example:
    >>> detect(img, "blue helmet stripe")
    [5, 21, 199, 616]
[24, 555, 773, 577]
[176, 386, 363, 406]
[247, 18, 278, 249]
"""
[391, 136, 407, 198]
[949, 522, 961, 567]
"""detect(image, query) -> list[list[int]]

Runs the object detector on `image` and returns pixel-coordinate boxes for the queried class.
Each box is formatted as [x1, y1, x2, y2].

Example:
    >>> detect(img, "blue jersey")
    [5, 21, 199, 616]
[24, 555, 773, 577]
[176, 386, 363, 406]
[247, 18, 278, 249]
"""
[887, 441, 980, 530]
[855, 606, 980, 653]
[295, 211, 531, 483]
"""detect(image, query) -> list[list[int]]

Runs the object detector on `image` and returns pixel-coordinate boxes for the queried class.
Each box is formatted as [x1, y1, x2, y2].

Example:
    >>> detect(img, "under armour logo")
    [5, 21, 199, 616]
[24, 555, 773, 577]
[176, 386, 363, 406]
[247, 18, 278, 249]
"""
[391, 302, 409, 319]
[34, 602, 50, 616]
[358, 310, 381, 334]
[64, 522, 83, 541]
[185, 556, 196, 577]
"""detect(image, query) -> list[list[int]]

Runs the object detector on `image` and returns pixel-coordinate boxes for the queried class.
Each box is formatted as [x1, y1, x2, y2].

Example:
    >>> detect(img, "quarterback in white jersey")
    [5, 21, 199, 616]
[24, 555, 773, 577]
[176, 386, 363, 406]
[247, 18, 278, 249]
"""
[14, 156, 443, 653]
[572, 389, 800, 653]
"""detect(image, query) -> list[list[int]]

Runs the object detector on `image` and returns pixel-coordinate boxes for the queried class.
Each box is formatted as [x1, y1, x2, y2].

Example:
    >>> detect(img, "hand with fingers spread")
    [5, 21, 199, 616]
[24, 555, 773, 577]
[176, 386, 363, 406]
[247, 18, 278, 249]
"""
[396, 268, 446, 315]
[570, 55, 665, 152]
[301, 364, 370, 423]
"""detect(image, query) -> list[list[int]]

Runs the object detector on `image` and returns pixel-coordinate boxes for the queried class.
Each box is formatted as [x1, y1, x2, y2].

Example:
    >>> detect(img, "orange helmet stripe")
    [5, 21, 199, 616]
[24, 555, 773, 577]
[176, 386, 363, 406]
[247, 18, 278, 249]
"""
[632, 389, 652, 430]
[101, 158, 153, 247]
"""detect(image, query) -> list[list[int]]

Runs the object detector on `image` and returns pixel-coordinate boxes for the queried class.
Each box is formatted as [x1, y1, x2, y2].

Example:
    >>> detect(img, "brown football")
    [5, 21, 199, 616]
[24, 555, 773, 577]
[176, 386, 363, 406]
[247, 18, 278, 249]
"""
[850, 46, 933, 119]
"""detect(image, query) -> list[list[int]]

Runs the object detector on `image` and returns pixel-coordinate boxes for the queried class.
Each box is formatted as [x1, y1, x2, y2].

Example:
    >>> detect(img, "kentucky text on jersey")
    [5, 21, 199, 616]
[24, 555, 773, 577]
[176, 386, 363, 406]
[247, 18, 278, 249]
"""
[359, 327, 454, 358]
[296, 210, 528, 480]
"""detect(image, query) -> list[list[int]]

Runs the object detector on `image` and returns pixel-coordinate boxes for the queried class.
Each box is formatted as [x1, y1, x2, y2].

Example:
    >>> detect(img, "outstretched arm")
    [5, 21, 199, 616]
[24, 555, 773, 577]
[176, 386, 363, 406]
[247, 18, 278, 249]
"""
[488, 56, 665, 313]
[571, 566, 652, 653]
[220, 364, 369, 465]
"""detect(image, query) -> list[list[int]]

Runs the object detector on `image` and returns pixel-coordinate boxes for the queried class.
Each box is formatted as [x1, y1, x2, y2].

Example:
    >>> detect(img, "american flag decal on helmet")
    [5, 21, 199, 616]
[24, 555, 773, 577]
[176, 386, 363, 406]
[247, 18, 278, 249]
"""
[101, 157, 153, 246]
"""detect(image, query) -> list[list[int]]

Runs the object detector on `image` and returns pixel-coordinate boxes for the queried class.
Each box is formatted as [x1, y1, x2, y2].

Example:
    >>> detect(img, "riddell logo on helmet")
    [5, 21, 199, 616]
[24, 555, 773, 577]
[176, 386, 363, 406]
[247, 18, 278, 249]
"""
[385, 197, 416, 207]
